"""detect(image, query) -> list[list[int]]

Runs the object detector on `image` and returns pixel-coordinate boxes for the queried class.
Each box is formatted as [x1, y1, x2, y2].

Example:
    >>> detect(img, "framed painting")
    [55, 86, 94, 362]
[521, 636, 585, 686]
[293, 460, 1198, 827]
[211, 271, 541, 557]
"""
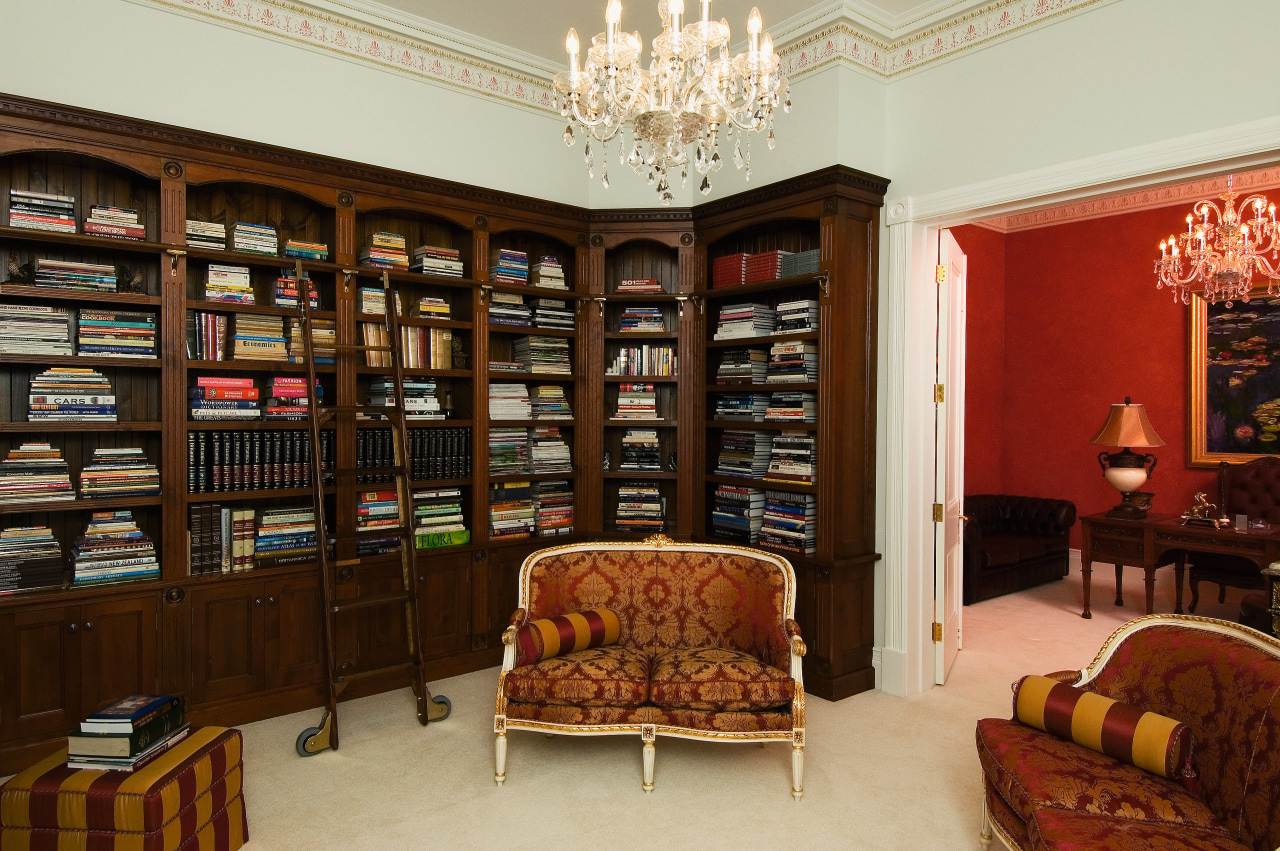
[1190, 290, 1280, 466]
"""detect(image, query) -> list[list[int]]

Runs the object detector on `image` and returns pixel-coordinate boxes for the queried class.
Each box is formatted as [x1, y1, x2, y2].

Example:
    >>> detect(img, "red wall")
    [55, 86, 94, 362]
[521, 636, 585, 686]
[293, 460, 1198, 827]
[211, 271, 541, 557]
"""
[952, 225, 1006, 495]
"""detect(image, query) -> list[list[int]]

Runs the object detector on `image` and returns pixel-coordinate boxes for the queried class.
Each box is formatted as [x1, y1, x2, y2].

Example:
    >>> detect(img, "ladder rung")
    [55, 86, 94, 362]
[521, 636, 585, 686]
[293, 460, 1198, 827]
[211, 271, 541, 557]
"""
[330, 526, 411, 540]
[329, 465, 408, 478]
[330, 591, 412, 613]
[331, 343, 395, 353]
[332, 553, 404, 570]
[333, 659, 418, 684]
[316, 405, 405, 419]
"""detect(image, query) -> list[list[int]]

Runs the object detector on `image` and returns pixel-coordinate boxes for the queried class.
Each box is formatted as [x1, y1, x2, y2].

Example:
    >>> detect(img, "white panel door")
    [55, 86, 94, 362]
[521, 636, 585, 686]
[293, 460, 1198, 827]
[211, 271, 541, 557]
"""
[934, 229, 967, 685]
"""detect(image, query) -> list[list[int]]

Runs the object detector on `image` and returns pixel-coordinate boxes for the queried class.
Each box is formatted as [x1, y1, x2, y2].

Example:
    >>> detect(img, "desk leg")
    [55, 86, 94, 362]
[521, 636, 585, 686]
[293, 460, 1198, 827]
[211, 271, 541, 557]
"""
[1144, 567, 1157, 615]
[1174, 555, 1185, 614]
[1114, 564, 1124, 606]
[1081, 556, 1092, 619]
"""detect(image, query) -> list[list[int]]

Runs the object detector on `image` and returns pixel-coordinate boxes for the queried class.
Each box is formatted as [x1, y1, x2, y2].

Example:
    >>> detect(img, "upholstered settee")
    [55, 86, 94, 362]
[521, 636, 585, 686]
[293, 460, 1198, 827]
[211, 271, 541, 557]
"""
[975, 615, 1280, 851]
[493, 535, 806, 798]
[963, 495, 1076, 604]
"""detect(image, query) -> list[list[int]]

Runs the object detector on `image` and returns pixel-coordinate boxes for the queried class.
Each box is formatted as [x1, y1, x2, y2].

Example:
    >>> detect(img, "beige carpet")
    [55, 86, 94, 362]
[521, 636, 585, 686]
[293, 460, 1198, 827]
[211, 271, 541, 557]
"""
[234, 566, 1249, 848]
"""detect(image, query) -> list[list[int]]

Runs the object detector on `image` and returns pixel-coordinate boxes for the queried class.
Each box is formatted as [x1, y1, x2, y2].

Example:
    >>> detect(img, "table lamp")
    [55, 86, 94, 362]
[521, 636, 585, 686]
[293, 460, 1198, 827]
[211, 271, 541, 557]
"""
[1088, 397, 1165, 519]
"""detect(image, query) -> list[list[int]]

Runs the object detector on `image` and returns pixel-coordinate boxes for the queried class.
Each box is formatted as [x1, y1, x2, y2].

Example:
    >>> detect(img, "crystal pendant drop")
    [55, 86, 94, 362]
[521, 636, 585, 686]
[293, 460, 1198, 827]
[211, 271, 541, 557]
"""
[784, 98, 792, 112]
[563, 125, 574, 146]
[628, 145, 641, 168]
[585, 142, 594, 178]
[700, 175, 712, 195]
[602, 166, 610, 189]
[681, 169, 688, 187]
[656, 177, 669, 195]
[710, 151, 721, 171]
[767, 130, 776, 150]
[647, 171, 656, 186]
[733, 140, 744, 169]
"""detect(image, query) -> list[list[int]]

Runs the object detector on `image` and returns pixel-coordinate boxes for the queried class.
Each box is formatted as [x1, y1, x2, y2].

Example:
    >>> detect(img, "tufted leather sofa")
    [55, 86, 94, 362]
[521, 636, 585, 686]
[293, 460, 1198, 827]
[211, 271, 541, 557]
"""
[975, 615, 1280, 851]
[493, 535, 806, 798]
[963, 495, 1076, 605]
[1187, 457, 1280, 611]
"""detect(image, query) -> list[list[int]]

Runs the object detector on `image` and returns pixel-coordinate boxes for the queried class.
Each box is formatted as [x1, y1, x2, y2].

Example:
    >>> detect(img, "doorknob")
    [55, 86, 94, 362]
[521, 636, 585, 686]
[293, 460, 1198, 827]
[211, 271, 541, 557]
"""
[268, 596, 277, 605]
[84, 622, 94, 631]
[68, 623, 78, 633]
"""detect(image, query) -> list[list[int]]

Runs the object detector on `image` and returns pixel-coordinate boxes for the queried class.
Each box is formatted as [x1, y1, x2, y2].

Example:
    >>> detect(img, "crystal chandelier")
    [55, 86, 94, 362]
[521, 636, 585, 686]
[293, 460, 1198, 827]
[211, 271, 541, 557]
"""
[554, 0, 789, 205]
[1155, 175, 1280, 305]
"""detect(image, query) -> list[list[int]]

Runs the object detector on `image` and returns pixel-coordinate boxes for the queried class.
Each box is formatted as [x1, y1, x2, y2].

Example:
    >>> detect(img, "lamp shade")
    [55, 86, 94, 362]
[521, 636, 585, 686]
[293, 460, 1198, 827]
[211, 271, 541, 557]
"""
[1088, 398, 1165, 448]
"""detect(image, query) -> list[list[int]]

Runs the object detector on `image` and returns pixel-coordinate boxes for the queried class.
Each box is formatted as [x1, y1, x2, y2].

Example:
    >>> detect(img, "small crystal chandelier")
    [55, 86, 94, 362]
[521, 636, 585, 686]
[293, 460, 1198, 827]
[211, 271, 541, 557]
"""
[1155, 175, 1280, 305]
[554, 0, 790, 205]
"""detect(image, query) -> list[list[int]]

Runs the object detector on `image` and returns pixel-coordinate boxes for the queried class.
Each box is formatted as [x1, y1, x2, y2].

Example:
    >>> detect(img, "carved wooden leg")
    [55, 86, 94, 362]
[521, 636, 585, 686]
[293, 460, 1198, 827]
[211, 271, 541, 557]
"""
[641, 724, 656, 793]
[791, 745, 804, 801]
[979, 797, 993, 850]
[494, 731, 507, 786]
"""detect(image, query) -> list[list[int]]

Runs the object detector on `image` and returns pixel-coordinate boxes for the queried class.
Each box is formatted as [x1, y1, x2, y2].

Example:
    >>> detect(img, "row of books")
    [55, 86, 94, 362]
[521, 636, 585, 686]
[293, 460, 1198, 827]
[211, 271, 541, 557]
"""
[189, 376, 315, 421]
[360, 322, 455, 370]
[0, 306, 155, 359]
[66, 694, 188, 772]
[30, 258, 121, 292]
[355, 426, 473, 482]
[8, 193, 145, 241]
[74, 510, 159, 586]
[0, 444, 159, 502]
[29, 368, 117, 422]
[413, 487, 469, 548]
[200, 263, 317, 309]
[513, 334, 571, 374]
[365, 377, 443, 420]
[487, 480, 574, 539]
[606, 345, 676, 376]
[0, 525, 63, 594]
[712, 249, 819, 288]
[188, 503, 318, 575]
[711, 485, 816, 554]
[186, 429, 335, 493]
[714, 390, 816, 423]
[716, 431, 817, 483]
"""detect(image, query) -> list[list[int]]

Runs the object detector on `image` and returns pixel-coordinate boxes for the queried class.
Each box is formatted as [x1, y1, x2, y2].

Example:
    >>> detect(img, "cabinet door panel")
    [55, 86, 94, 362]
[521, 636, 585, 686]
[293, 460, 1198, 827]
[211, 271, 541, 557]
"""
[190, 584, 265, 704]
[81, 596, 159, 716]
[353, 562, 408, 672]
[415, 551, 471, 659]
[265, 575, 323, 689]
[1, 607, 81, 742]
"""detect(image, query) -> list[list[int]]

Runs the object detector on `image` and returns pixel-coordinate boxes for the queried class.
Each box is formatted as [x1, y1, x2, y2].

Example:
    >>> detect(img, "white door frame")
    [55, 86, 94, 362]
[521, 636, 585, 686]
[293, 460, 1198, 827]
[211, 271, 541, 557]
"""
[877, 115, 1280, 697]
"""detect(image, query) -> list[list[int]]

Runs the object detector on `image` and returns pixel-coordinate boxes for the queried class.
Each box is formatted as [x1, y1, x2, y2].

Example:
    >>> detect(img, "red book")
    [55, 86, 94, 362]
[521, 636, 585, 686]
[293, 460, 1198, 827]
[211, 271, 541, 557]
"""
[191, 387, 259, 400]
[85, 221, 146, 239]
[360, 490, 398, 502]
[197, 376, 255, 388]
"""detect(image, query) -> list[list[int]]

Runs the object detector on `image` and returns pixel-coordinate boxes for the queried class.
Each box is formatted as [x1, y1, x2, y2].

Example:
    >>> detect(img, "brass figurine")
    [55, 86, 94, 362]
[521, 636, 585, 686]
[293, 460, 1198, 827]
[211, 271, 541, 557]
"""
[1181, 492, 1231, 528]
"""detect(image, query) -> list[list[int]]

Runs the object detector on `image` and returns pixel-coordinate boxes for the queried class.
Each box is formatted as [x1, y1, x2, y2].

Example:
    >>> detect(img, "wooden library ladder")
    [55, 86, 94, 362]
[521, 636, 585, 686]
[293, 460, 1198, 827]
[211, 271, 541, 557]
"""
[295, 266, 451, 757]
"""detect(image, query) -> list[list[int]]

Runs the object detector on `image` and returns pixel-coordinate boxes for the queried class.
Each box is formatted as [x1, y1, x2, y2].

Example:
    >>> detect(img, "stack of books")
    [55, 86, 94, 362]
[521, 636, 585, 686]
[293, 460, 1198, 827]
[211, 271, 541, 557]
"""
[8, 188, 75, 233]
[713, 303, 776, 339]
[34, 259, 117, 292]
[765, 390, 817, 423]
[367, 377, 442, 420]
[79, 448, 160, 498]
[187, 311, 228, 360]
[767, 340, 818, 383]
[529, 256, 565, 288]
[533, 479, 574, 536]
[780, 248, 821, 278]
[489, 383, 532, 420]
[357, 287, 400, 316]
[205, 264, 254, 304]
[360, 232, 409, 268]
[188, 505, 255, 574]
[716, 430, 772, 479]
[233, 314, 287, 361]
[744, 250, 792, 283]
[418, 296, 451, 320]
[514, 335, 571, 375]
[532, 298, 574, 330]
[489, 292, 532, 326]
[0, 526, 63, 594]
[776, 299, 819, 333]
[232, 222, 278, 256]
[530, 426, 572, 473]
[84, 205, 144, 241]
[488, 427, 529, 475]
[607, 345, 676, 376]
[619, 306, 665, 332]
[186, 220, 227, 250]
[489, 480, 535, 539]
[714, 392, 768, 421]
[283, 239, 328, 260]
[29, 369, 116, 422]
[288, 316, 335, 364]
[265, 376, 312, 420]
[617, 277, 664, 294]
[711, 484, 765, 544]
[489, 249, 529, 285]
[0, 304, 72, 356]
[356, 489, 400, 534]
[275, 273, 318, 309]
[254, 505, 318, 562]
[412, 245, 464, 277]
[759, 490, 816, 554]
[764, 434, 817, 484]
[412, 487, 469, 549]
[615, 482, 664, 533]
[619, 428, 661, 471]
[72, 510, 160, 586]
[190, 376, 260, 421]
[0, 443, 74, 503]
[65, 695, 188, 772]
[715, 348, 767, 384]
[712, 253, 749, 288]
[489, 360, 525, 374]
[77, 308, 157, 358]
[613, 382, 657, 419]
[530, 385, 573, 419]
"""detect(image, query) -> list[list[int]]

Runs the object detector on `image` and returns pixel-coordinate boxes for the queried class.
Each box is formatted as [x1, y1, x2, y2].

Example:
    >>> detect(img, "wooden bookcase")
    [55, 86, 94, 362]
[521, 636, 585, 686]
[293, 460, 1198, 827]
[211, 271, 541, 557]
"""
[0, 94, 885, 772]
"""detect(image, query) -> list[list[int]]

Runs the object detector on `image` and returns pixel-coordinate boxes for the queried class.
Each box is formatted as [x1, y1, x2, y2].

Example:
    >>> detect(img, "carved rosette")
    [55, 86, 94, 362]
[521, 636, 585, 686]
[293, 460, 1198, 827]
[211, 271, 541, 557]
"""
[163, 161, 183, 179]
[474, 215, 488, 230]
[680, 233, 694, 246]
[590, 234, 604, 248]
[337, 191, 354, 207]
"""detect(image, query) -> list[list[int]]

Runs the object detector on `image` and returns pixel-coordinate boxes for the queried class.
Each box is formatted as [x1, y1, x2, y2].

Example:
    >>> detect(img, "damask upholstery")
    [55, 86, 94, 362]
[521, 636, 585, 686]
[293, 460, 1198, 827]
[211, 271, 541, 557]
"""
[1187, 457, 1280, 611]
[964, 495, 1076, 604]
[514, 608, 621, 666]
[649, 647, 794, 712]
[976, 615, 1280, 851]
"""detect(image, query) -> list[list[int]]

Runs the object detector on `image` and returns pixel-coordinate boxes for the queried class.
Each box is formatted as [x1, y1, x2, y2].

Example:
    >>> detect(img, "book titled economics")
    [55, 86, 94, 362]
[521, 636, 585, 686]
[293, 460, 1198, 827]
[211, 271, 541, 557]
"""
[80, 694, 180, 734]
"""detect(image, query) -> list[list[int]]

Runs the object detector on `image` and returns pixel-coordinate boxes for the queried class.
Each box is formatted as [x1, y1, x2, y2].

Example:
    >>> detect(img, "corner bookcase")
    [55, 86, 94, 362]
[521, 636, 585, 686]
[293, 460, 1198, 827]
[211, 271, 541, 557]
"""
[0, 94, 885, 772]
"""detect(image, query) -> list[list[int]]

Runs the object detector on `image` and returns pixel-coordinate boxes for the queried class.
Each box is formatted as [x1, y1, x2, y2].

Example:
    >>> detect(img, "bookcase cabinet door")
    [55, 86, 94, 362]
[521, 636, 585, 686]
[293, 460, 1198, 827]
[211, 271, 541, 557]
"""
[0, 606, 81, 743]
[415, 550, 471, 659]
[79, 596, 159, 716]
[264, 574, 322, 689]
[190, 582, 266, 704]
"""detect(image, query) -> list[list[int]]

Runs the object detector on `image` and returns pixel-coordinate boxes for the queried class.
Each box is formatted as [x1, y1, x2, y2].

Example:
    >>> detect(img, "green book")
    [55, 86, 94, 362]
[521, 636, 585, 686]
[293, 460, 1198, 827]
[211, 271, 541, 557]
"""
[416, 528, 471, 549]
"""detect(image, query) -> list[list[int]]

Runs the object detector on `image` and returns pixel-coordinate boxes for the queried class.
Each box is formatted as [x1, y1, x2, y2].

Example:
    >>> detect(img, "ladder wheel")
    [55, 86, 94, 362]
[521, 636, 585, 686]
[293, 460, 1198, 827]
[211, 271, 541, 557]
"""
[296, 726, 325, 757]
[418, 694, 451, 724]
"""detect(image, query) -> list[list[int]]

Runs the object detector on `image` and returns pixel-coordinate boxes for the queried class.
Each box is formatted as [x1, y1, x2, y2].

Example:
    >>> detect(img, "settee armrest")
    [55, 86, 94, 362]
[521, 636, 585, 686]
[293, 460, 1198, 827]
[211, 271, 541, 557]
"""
[785, 618, 806, 683]
[501, 608, 527, 671]
[1009, 668, 1081, 693]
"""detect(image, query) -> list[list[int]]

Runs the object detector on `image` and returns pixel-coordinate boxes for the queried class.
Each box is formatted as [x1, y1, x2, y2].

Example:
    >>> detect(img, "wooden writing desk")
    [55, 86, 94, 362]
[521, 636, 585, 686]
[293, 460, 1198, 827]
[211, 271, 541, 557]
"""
[1079, 512, 1280, 618]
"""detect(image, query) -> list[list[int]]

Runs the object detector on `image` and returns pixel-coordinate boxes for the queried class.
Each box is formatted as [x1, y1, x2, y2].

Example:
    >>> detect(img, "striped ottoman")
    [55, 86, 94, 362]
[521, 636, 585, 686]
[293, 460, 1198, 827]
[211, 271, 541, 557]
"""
[0, 726, 247, 851]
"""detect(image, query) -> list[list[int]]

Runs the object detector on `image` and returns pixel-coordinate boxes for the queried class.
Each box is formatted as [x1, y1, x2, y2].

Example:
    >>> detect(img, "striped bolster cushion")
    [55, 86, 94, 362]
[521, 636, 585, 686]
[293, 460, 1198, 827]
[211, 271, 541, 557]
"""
[516, 609, 621, 666]
[1013, 675, 1193, 779]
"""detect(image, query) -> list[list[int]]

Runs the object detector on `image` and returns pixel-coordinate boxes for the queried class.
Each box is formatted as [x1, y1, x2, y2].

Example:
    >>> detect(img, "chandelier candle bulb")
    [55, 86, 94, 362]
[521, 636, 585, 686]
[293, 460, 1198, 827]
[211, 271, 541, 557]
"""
[702, 0, 710, 25]
[567, 28, 580, 79]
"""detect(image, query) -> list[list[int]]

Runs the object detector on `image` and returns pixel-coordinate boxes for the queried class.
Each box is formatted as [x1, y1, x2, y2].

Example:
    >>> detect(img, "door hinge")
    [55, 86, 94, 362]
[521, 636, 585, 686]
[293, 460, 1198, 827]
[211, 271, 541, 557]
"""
[932, 503, 943, 523]
[932, 622, 943, 642]
[934, 383, 945, 404]
[936, 264, 946, 285]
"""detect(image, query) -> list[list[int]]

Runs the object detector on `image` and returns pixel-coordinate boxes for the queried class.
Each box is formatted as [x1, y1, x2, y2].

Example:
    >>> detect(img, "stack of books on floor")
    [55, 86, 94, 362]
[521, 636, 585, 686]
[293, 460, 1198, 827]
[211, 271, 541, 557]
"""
[745, 250, 792, 283]
[759, 490, 816, 554]
[186, 219, 227, 250]
[288, 316, 335, 364]
[361, 232, 409, 268]
[367, 377, 442, 420]
[413, 487, 469, 548]
[514, 335, 571, 375]
[714, 303, 776, 339]
[283, 239, 328, 260]
[716, 430, 772, 479]
[776, 299, 819, 333]
[274, 272, 318, 309]
[489, 383, 532, 420]
[407, 426, 471, 480]
[490, 248, 529, 285]
[780, 248, 821, 278]
[356, 489, 401, 557]
[534, 479, 574, 536]
[412, 245, 464, 277]
[489, 291, 532, 326]
[607, 345, 676, 376]
[489, 480, 535, 539]
[0, 304, 72, 355]
[0, 526, 63, 594]
[190, 376, 260, 421]
[232, 222, 277, 256]
[0, 443, 74, 503]
[767, 340, 817, 383]
[712, 253, 749, 288]
[711, 484, 765, 544]
[619, 306, 665, 332]
[530, 385, 572, 419]
[619, 428, 662, 471]
[205, 264, 254, 304]
[188, 311, 228, 360]
[766, 390, 817, 423]
[233, 314, 287, 361]
[532, 298, 574, 330]
[714, 392, 768, 421]
[530, 426, 572, 473]
[265, 376, 312, 421]
[8, 189, 75, 233]
[66, 695, 189, 772]
[716, 348, 768, 384]
[529, 256, 565, 288]
[84, 205, 144, 241]
[764, 434, 817, 484]
[34, 258, 117, 292]
[488, 427, 529, 475]
[613, 382, 657, 419]
[29, 369, 116, 422]
[617, 277, 664, 294]
[77, 308, 157, 358]
[615, 482, 664, 533]
[72, 510, 160, 586]
[254, 505, 318, 564]
[80, 448, 160, 498]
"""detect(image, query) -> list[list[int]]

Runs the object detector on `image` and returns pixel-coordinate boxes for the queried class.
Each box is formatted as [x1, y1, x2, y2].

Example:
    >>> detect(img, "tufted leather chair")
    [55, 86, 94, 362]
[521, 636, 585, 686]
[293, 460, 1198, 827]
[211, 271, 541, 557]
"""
[1185, 457, 1280, 612]
[962, 495, 1076, 604]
